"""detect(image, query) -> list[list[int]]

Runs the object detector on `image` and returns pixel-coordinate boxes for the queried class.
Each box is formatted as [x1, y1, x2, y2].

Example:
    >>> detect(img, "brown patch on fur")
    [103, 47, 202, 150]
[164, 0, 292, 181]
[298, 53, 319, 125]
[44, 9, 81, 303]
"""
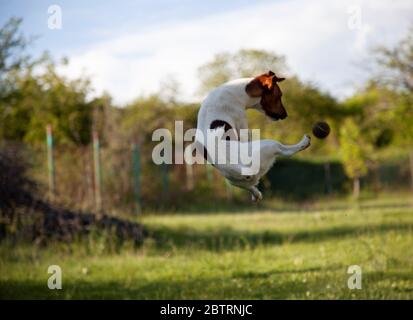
[245, 70, 287, 120]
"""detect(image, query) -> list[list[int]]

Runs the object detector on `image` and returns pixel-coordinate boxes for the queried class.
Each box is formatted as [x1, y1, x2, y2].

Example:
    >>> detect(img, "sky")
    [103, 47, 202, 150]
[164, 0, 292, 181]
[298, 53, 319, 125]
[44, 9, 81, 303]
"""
[1, 0, 412, 105]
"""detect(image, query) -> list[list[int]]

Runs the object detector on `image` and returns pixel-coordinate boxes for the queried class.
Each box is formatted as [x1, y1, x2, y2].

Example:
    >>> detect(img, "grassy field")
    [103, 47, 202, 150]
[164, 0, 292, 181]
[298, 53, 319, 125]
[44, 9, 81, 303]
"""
[1, 195, 413, 299]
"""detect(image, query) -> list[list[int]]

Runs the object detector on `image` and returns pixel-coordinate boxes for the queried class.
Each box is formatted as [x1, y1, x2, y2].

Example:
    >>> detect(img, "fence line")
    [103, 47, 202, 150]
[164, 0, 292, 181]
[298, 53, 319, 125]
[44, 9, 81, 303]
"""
[37, 124, 412, 213]
[131, 143, 141, 214]
[43, 124, 236, 213]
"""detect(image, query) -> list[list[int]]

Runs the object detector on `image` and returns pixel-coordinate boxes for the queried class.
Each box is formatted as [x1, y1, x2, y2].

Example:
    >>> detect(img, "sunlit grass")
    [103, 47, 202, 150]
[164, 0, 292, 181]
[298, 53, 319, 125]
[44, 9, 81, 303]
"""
[1, 195, 413, 299]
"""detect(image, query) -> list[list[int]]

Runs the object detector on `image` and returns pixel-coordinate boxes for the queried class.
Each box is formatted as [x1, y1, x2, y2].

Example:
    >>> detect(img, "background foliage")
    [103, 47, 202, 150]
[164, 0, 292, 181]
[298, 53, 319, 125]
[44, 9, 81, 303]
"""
[0, 18, 412, 214]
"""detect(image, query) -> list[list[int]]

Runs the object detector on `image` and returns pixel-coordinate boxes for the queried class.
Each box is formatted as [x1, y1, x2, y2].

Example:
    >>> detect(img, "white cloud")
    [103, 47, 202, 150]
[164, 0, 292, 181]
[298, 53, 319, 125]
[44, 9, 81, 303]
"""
[60, 0, 413, 105]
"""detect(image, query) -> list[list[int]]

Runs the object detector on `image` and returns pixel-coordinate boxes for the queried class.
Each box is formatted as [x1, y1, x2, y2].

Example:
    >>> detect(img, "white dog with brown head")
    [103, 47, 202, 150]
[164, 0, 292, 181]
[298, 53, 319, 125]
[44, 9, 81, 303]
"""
[195, 71, 311, 201]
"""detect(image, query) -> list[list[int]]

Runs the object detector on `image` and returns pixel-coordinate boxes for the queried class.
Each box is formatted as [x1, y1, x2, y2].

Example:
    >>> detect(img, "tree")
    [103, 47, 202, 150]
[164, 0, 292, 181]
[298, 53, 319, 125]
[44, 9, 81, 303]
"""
[339, 118, 371, 198]
[0, 18, 32, 80]
[374, 26, 413, 93]
[0, 18, 97, 146]
[372, 26, 413, 191]
[197, 49, 287, 96]
[340, 26, 413, 196]
[0, 58, 95, 145]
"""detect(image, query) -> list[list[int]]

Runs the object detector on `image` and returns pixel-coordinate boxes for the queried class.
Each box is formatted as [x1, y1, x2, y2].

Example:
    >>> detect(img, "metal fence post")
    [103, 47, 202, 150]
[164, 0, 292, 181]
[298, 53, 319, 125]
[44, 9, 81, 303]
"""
[93, 131, 103, 212]
[46, 124, 56, 201]
[132, 143, 141, 214]
[162, 162, 169, 204]
[225, 178, 233, 200]
[206, 164, 213, 183]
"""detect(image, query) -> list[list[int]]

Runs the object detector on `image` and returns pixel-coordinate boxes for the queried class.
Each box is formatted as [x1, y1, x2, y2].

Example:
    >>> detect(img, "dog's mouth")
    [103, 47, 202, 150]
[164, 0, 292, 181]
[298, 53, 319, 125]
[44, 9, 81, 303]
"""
[260, 98, 288, 121]
[266, 110, 287, 121]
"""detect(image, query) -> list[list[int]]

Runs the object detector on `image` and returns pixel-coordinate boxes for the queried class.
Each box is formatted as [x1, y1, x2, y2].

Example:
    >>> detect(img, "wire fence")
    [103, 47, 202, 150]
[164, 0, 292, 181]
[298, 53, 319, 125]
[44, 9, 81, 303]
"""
[34, 126, 236, 214]
[4, 125, 412, 215]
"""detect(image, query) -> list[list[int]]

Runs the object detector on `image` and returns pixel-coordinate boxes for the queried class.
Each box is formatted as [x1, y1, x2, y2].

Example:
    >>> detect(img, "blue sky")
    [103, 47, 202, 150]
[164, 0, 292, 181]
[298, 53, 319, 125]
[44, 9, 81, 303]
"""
[1, 0, 412, 104]
[1, 0, 261, 56]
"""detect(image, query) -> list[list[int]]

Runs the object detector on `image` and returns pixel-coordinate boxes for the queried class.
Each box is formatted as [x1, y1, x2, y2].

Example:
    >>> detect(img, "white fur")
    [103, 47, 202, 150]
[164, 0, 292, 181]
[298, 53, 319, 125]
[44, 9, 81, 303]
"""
[196, 78, 310, 201]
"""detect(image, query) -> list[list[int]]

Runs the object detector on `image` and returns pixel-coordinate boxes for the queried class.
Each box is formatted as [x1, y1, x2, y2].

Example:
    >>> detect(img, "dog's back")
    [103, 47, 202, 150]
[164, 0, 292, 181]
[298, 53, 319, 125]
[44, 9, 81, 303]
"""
[197, 78, 253, 134]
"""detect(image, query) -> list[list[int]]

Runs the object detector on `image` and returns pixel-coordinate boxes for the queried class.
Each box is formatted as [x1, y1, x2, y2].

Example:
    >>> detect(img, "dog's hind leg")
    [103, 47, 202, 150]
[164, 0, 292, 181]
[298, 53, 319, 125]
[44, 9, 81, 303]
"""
[271, 134, 311, 157]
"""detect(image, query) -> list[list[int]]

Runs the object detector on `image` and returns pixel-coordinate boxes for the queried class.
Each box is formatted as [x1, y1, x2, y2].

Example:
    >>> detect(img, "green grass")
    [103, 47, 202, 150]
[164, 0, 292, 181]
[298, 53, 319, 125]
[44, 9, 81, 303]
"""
[1, 195, 413, 299]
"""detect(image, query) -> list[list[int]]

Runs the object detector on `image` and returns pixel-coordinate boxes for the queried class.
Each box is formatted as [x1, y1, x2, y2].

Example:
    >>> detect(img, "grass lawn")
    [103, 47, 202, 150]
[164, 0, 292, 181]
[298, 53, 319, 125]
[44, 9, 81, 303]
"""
[1, 195, 413, 299]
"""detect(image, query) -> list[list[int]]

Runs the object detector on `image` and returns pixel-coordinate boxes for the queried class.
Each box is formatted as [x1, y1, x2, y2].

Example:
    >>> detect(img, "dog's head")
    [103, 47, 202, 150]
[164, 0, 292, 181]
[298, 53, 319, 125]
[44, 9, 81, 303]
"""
[245, 70, 287, 121]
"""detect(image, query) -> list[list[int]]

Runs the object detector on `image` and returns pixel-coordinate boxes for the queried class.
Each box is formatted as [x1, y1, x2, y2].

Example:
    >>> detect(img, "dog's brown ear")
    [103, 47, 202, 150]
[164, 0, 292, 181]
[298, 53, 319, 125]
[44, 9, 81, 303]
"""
[245, 72, 275, 97]
[245, 78, 264, 97]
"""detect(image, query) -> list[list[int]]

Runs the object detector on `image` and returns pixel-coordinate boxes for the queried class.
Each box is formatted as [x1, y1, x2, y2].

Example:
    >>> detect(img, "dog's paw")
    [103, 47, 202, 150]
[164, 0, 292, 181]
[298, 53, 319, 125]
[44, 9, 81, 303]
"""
[251, 190, 263, 202]
[301, 134, 311, 150]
